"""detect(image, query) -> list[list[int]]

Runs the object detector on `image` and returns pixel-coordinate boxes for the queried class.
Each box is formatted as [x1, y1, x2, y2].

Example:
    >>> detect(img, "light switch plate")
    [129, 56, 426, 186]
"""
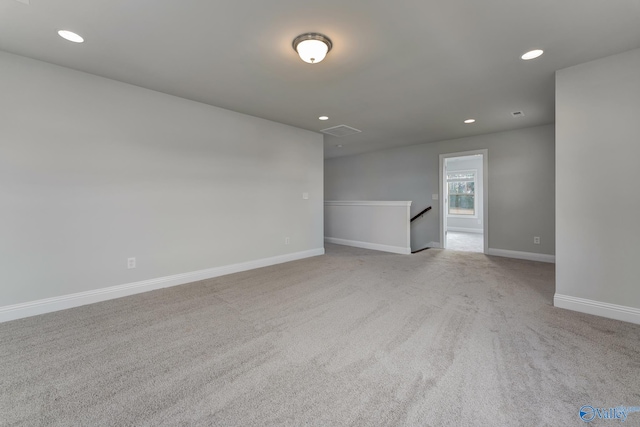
[432, 194, 439, 200]
[303, 193, 309, 199]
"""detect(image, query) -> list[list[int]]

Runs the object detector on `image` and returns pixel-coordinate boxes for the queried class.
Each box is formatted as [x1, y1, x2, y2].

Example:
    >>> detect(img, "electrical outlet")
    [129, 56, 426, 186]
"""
[127, 257, 136, 269]
[285, 237, 290, 245]
[533, 237, 540, 245]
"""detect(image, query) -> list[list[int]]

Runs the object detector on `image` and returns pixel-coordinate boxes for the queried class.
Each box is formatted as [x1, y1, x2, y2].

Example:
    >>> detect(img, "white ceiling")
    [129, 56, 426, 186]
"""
[2, 0, 639, 158]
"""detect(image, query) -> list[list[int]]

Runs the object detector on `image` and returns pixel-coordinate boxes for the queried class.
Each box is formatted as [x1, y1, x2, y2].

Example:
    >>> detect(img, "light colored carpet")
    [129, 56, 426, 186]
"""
[446, 231, 484, 253]
[1, 244, 639, 426]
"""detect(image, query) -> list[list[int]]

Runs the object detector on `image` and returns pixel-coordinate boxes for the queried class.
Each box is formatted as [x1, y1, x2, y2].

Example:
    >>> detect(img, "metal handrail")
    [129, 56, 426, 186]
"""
[410, 206, 432, 222]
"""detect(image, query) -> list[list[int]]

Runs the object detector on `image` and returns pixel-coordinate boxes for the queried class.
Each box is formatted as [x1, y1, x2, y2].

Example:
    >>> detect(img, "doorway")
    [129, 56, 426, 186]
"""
[439, 150, 488, 253]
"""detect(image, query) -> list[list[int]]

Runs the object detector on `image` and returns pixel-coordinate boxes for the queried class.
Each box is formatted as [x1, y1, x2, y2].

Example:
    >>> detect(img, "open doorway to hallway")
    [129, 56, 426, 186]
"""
[439, 150, 488, 254]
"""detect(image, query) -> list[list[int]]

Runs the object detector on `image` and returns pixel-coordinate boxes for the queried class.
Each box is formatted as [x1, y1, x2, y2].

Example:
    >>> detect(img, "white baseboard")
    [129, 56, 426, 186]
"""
[0, 248, 325, 323]
[487, 248, 555, 263]
[325, 237, 410, 255]
[410, 241, 442, 252]
[554, 294, 640, 325]
[447, 227, 483, 234]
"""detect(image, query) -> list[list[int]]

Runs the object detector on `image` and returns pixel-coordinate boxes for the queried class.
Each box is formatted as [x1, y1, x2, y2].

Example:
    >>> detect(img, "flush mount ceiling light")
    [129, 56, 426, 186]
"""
[521, 49, 543, 60]
[292, 33, 332, 64]
[464, 119, 476, 124]
[319, 116, 329, 120]
[58, 30, 84, 43]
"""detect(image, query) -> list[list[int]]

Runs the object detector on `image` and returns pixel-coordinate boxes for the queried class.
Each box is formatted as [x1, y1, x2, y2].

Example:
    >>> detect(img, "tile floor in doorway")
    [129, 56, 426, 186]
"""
[446, 231, 484, 253]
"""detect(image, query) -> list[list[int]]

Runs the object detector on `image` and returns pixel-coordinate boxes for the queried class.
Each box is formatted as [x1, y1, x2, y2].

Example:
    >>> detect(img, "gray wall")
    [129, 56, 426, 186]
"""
[325, 124, 555, 254]
[0, 51, 324, 307]
[556, 48, 640, 308]
[446, 156, 483, 232]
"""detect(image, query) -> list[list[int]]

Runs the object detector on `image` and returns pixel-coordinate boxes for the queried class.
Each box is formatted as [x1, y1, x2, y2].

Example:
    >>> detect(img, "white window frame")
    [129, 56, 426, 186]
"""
[446, 169, 478, 218]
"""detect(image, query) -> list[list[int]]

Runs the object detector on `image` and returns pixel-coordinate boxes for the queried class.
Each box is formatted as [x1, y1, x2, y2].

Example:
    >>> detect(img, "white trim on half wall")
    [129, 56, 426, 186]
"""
[325, 237, 411, 255]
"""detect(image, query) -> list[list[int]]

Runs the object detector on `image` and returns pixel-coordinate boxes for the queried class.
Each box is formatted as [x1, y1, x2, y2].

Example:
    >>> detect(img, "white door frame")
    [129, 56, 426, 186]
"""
[439, 149, 489, 254]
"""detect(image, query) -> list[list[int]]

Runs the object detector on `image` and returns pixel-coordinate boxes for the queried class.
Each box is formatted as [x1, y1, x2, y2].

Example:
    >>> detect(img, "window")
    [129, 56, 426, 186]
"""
[447, 170, 476, 216]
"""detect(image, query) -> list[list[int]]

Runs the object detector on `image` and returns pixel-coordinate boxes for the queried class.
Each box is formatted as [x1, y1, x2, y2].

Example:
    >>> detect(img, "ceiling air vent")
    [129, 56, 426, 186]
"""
[511, 111, 524, 117]
[320, 125, 362, 138]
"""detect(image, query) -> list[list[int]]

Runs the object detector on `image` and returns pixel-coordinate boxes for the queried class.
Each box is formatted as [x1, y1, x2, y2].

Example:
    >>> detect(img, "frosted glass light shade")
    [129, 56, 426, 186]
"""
[296, 39, 328, 63]
[293, 33, 332, 64]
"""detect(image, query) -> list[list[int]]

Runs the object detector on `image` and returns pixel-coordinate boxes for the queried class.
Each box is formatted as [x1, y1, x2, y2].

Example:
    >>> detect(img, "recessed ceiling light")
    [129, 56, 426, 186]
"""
[58, 30, 84, 43]
[319, 116, 329, 121]
[521, 49, 543, 60]
[464, 119, 476, 124]
[336, 145, 343, 148]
